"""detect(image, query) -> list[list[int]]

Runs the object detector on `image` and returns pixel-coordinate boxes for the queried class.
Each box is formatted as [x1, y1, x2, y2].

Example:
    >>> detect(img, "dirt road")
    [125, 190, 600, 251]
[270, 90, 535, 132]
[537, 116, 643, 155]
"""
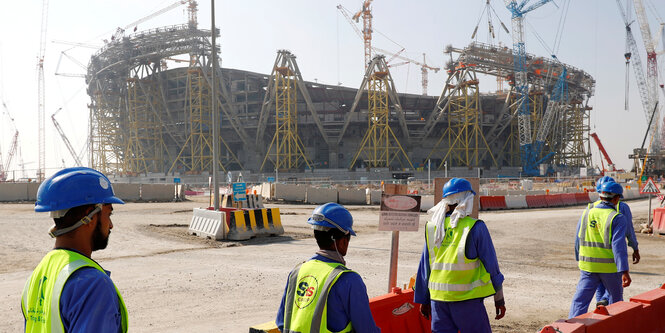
[1, 197, 663, 332]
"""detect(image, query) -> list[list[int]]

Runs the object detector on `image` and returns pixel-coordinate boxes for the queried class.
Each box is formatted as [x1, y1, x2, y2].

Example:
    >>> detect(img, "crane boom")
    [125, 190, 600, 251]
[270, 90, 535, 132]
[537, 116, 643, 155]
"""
[51, 108, 83, 167]
[590, 132, 616, 173]
[37, 0, 49, 181]
[633, 0, 660, 150]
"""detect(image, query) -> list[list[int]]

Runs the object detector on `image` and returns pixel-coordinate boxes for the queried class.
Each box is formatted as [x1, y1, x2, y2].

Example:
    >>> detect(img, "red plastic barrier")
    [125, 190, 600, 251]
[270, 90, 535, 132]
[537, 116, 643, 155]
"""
[369, 288, 431, 333]
[479, 196, 507, 210]
[629, 283, 665, 332]
[526, 194, 548, 208]
[538, 320, 584, 333]
[574, 192, 591, 204]
[570, 302, 643, 333]
[560, 193, 578, 206]
[544, 194, 563, 207]
[652, 208, 665, 235]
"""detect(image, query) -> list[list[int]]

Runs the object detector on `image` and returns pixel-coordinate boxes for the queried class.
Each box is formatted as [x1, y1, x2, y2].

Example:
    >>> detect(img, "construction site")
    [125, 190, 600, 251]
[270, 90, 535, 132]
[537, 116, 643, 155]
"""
[4, 0, 665, 332]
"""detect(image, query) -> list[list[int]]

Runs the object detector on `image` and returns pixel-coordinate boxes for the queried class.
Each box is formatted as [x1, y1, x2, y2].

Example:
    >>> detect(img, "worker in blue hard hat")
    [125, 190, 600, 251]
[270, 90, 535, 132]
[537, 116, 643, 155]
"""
[590, 176, 639, 307]
[414, 178, 506, 332]
[22, 167, 128, 332]
[569, 181, 631, 318]
[275, 202, 380, 333]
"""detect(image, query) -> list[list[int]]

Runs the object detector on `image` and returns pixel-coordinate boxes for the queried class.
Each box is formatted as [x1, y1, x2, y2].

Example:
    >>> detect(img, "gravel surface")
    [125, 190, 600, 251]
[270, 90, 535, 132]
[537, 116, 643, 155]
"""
[1, 196, 663, 332]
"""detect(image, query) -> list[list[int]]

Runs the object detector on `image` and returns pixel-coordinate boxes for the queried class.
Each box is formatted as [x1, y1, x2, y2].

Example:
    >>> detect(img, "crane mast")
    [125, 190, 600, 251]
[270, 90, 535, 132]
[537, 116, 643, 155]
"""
[37, 0, 49, 181]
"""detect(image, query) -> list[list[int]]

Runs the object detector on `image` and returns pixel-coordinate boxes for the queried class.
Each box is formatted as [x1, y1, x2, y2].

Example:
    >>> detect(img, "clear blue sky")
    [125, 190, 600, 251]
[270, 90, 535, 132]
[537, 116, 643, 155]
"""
[0, 0, 664, 178]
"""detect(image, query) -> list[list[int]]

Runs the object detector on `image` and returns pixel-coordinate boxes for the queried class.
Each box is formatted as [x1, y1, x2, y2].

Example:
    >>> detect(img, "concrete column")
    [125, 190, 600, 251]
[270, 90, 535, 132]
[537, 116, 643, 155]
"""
[329, 145, 339, 169]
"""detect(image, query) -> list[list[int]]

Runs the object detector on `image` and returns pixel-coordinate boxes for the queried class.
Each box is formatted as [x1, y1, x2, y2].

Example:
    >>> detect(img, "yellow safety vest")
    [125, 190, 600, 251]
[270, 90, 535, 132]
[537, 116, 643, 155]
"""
[283, 260, 353, 333]
[578, 205, 619, 273]
[21, 249, 128, 333]
[425, 216, 495, 302]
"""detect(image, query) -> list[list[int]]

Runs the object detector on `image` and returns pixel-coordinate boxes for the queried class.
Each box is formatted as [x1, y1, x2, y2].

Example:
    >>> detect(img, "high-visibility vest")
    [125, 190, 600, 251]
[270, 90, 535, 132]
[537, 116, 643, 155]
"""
[21, 249, 128, 333]
[587, 199, 620, 212]
[578, 204, 620, 273]
[282, 260, 353, 333]
[425, 216, 495, 302]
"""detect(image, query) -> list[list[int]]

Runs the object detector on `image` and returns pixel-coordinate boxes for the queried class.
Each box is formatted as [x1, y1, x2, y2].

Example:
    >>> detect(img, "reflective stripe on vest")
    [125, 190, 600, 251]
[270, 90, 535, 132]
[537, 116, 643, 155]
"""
[425, 217, 495, 302]
[283, 260, 352, 333]
[21, 250, 128, 333]
[578, 206, 619, 273]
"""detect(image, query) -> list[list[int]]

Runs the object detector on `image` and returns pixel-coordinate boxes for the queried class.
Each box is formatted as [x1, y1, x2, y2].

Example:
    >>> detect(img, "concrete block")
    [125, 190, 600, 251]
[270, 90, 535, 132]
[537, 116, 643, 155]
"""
[505, 195, 528, 209]
[141, 184, 175, 201]
[27, 183, 40, 201]
[487, 189, 508, 196]
[260, 183, 273, 200]
[420, 195, 434, 212]
[273, 183, 305, 202]
[189, 208, 227, 240]
[370, 190, 382, 205]
[338, 188, 367, 205]
[0, 183, 30, 201]
[306, 187, 338, 204]
[113, 183, 141, 201]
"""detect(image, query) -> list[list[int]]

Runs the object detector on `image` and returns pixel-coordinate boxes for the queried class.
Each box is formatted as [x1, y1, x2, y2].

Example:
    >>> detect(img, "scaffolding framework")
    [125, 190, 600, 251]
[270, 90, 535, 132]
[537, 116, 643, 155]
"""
[427, 65, 497, 169]
[348, 55, 413, 169]
[259, 51, 312, 171]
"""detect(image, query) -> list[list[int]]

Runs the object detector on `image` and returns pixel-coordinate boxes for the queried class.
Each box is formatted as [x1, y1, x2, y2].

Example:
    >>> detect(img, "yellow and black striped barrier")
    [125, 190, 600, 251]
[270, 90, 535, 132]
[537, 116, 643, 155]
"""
[225, 208, 283, 240]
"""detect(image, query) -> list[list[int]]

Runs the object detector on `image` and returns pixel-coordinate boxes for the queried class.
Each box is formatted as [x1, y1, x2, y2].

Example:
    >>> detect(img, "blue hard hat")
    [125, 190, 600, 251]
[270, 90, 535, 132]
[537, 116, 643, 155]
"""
[599, 181, 623, 198]
[307, 202, 356, 236]
[442, 178, 476, 198]
[595, 176, 616, 192]
[35, 167, 124, 212]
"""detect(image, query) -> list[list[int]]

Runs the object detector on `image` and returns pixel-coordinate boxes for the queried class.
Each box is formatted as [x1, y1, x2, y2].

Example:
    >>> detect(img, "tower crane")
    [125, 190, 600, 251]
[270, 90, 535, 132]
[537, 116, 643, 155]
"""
[1, 101, 24, 181]
[51, 108, 83, 167]
[503, 0, 555, 176]
[111, 0, 198, 41]
[617, 0, 650, 117]
[337, 4, 440, 95]
[37, 0, 49, 181]
[590, 132, 623, 175]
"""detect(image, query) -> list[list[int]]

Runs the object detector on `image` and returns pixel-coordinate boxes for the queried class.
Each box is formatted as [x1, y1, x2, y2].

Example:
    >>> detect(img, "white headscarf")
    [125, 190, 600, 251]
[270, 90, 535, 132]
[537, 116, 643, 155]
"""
[427, 190, 475, 245]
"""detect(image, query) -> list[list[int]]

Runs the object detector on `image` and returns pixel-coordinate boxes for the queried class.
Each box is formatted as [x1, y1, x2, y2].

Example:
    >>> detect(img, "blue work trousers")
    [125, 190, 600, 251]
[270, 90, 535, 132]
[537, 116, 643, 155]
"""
[431, 298, 491, 333]
[569, 271, 623, 318]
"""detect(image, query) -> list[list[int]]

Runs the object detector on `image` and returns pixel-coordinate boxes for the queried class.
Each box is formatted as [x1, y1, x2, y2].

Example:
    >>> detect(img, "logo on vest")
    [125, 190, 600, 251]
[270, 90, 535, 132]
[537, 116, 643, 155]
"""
[589, 219, 598, 229]
[441, 228, 455, 247]
[295, 275, 319, 309]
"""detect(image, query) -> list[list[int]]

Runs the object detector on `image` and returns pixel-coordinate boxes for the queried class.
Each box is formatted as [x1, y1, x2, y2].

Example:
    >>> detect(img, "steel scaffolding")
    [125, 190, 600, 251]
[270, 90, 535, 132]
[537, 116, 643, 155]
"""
[348, 55, 413, 169]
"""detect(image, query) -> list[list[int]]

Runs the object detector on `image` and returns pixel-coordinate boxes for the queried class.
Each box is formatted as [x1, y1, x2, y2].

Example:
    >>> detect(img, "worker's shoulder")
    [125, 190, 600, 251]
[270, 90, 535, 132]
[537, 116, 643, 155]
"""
[65, 266, 115, 290]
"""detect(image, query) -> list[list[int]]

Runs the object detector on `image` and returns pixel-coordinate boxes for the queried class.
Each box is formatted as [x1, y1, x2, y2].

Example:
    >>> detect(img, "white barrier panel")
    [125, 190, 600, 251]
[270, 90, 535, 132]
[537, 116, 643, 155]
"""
[189, 208, 227, 240]
[588, 192, 599, 202]
[0, 183, 30, 201]
[338, 188, 366, 205]
[370, 190, 382, 205]
[113, 183, 141, 201]
[273, 183, 306, 202]
[141, 184, 174, 201]
[420, 195, 434, 212]
[623, 189, 637, 200]
[28, 183, 40, 201]
[261, 183, 273, 200]
[306, 187, 338, 204]
[505, 195, 528, 209]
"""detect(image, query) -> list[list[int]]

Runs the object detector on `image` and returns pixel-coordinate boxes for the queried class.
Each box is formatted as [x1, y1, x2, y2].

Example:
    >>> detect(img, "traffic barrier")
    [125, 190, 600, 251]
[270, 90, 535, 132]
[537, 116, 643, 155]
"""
[652, 208, 665, 235]
[538, 320, 584, 333]
[368, 287, 431, 333]
[246, 194, 265, 208]
[504, 195, 528, 209]
[188, 208, 227, 240]
[526, 194, 548, 208]
[306, 186, 338, 204]
[544, 194, 563, 207]
[629, 283, 665, 331]
[243, 208, 284, 236]
[266, 208, 284, 236]
[574, 192, 591, 204]
[248, 321, 279, 333]
[479, 196, 507, 210]
[560, 193, 578, 206]
[339, 188, 367, 205]
[227, 209, 254, 240]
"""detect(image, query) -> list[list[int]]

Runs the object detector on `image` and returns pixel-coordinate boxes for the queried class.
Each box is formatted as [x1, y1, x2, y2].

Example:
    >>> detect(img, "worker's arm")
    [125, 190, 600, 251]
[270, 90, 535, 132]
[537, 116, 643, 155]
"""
[59, 267, 122, 333]
[466, 221, 504, 290]
[619, 202, 639, 261]
[612, 214, 629, 273]
[413, 241, 431, 304]
[328, 272, 381, 333]
[574, 212, 583, 261]
[275, 274, 290, 332]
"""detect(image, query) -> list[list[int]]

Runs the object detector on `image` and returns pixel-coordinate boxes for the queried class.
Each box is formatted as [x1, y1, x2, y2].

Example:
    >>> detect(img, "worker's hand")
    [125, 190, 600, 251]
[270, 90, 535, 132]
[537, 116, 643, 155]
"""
[419, 303, 431, 320]
[494, 288, 506, 320]
[622, 271, 632, 288]
[633, 250, 640, 264]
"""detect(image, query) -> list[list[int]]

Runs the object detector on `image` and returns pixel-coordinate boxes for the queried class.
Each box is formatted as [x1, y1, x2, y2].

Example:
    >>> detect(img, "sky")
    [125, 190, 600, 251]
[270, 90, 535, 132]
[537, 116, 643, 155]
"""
[1, 0, 664, 179]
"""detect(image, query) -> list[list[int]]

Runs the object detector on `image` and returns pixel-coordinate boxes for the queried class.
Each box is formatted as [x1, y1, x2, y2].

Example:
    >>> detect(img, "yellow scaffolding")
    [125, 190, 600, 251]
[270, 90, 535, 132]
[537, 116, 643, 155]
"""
[427, 66, 496, 169]
[349, 57, 412, 169]
[90, 89, 123, 174]
[260, 53, 312, 171]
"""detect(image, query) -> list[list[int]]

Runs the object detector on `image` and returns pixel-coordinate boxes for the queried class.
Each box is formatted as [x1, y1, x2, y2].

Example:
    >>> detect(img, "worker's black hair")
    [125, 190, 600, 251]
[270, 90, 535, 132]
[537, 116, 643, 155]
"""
[314, 229, 350, 249]
[54, 204, 97, 229]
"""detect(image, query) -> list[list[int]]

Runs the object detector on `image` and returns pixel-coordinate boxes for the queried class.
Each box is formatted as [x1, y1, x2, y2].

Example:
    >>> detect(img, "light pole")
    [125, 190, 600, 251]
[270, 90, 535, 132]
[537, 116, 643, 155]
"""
[211, 0, 219, 210]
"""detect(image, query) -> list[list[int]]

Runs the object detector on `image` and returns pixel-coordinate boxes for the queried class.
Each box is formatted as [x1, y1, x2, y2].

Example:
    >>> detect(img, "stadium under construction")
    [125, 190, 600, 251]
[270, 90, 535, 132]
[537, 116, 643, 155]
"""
[85, 24, 595, 178]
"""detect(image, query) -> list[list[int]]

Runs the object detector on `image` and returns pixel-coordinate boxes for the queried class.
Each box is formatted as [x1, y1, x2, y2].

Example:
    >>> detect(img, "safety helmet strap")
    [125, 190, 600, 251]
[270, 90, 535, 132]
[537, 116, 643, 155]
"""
[311, 213, 350, 235]
[48, 204, 103, 238]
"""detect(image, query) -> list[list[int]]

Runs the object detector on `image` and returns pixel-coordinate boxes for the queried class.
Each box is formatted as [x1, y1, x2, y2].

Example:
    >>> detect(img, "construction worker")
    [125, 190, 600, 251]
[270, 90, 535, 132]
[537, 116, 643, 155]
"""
[22, 167, 128, 332]
[591, 176, 639, 307]
[414, 178, 506, 333]
[569, 181, 631, 318]
[275, 202, 380, 333]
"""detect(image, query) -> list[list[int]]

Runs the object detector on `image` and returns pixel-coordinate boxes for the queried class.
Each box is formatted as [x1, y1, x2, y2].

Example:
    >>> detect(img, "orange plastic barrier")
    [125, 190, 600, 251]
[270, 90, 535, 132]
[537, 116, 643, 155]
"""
[526, 194, 548, 208]
[652, 207, 665, 235]
[629, 283, 665, 332]
[368, 287, 431, 333]
[539, 319, 584, 333]
[560, 193, 578, 206]
[544, 194, 563, 207]
[479, 196, 507, 210]
[574, 192, 591, 204]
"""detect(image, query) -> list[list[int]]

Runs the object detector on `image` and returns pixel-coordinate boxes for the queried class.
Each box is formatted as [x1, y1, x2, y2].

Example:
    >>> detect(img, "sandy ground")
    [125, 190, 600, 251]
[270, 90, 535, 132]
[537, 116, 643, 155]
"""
[1, 196, 664, 332]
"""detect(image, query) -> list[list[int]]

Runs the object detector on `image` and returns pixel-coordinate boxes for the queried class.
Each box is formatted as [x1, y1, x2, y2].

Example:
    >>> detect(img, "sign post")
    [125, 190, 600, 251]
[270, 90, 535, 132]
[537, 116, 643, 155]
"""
[640, 177, 660, 228]
[379, 191, 421, 292]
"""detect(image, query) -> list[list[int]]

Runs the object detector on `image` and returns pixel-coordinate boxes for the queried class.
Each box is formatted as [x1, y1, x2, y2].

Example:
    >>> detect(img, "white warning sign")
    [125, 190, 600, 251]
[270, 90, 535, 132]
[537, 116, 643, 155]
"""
[640, 177, 660, 194]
